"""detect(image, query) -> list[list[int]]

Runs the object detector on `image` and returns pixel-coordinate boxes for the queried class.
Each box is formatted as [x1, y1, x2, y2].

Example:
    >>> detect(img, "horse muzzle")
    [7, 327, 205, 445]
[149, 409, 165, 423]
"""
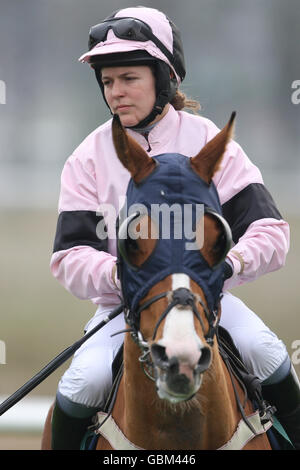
[150, 342, 212, 403]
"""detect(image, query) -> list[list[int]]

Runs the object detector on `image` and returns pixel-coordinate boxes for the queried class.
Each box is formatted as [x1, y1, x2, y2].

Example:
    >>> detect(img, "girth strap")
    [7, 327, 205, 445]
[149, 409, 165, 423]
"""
[94, 410, 272, 450]
[95, 412, 143, 451]
[218, 411, 273, 450]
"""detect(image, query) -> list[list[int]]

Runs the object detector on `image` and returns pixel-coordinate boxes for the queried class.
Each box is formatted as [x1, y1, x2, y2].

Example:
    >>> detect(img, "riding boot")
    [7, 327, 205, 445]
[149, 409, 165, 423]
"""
[51, 399, 95, 450]
[262, 366, 300, 449]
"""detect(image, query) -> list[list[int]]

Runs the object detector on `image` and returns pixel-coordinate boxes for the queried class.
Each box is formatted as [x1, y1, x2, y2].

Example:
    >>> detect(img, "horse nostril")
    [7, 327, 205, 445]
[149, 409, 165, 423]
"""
[168, 356, 179, 375]
[151, 343, 169, 370]
[195, 346, 212, 374]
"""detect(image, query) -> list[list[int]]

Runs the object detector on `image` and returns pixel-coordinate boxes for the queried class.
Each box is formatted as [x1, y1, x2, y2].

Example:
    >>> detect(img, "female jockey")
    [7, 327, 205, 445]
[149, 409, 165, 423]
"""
[50, 6, 300, 449]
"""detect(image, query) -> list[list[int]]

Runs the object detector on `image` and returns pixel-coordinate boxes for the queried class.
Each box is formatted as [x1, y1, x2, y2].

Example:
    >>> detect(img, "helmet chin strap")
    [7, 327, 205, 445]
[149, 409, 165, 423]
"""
[126, 90, 170, 130]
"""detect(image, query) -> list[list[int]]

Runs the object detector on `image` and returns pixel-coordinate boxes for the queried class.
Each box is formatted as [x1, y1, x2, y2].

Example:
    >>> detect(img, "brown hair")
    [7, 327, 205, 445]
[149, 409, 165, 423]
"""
[170, 89, 201, 113]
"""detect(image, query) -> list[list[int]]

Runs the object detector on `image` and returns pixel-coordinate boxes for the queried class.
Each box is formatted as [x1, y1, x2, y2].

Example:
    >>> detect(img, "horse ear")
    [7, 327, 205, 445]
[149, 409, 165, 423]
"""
[112, 114, 156, 183]
[190, 112, 236, 184]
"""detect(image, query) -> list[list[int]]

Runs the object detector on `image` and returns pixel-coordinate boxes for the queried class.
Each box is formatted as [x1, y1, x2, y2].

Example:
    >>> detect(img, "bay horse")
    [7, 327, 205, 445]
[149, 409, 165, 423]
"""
[42, 113, 273, 450]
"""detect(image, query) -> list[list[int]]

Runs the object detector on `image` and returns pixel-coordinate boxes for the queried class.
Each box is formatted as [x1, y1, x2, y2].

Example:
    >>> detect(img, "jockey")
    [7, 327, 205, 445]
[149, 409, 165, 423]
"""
[50, 6, 300, 449]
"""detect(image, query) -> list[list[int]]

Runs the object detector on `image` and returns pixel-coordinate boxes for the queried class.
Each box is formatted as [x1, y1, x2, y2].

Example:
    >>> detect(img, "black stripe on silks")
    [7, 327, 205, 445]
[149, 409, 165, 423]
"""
[221, 183, 282, 244]
[53, 210, 108, 253]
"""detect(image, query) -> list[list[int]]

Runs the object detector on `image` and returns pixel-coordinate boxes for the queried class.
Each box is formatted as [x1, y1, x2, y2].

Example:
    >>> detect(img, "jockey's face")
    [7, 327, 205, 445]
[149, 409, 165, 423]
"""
[102, 65, 165, 127]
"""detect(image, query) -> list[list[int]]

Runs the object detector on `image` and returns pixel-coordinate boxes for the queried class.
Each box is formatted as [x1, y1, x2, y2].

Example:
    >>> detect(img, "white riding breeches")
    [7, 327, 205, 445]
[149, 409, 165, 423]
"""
[57, 292, 288, 409]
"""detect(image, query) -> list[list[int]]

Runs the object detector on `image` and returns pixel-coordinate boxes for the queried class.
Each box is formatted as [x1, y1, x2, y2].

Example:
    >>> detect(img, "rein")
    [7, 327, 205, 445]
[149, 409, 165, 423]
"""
[0, 303, 124, 416]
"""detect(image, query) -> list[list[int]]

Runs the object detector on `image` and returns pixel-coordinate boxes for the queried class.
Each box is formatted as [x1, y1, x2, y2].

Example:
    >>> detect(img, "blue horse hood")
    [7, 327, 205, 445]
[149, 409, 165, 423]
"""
[117, 153, 226, 315]
[126, 153, 222, 211]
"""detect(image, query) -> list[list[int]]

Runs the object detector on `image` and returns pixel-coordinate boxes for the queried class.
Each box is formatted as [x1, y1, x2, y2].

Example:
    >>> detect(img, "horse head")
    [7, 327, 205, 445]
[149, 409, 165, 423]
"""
[112, 112, 235, 404]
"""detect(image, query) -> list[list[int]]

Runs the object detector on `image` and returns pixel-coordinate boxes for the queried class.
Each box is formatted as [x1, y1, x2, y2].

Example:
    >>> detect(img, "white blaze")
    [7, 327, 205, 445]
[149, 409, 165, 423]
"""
[160, 274, 203, 365]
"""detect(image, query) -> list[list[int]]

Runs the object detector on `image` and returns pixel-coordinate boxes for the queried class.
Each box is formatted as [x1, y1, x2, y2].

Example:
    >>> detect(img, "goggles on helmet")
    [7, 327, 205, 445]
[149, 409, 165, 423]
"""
[88, 17, 185, 81]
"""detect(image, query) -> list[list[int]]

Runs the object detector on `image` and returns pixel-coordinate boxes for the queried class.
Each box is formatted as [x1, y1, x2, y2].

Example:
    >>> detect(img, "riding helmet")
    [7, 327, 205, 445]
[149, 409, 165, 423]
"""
[78, 6, 186, 128]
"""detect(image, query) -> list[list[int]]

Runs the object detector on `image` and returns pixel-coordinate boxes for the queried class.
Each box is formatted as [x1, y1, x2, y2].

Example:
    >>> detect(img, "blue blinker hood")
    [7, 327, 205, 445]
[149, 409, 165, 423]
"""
[117, 153, 230, 316]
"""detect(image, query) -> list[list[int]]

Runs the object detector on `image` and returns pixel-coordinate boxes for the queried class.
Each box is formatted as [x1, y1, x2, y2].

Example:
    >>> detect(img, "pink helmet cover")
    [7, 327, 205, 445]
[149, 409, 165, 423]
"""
[78, 6, 182, 85]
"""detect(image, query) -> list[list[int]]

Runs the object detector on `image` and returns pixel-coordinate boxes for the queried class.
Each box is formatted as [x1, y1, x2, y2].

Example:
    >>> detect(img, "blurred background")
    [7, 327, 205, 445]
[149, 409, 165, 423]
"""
[0, 0, 299, 449]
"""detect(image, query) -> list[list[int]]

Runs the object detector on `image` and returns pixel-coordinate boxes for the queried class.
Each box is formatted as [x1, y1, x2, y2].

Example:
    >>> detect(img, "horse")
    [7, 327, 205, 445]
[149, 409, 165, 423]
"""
[41, 113, 273, 450]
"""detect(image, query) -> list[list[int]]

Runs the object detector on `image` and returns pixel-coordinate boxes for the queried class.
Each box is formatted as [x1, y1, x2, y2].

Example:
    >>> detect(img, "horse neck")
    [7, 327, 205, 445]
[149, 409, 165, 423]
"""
[196, 340, 243, 448]
[121, 335, 240, 450]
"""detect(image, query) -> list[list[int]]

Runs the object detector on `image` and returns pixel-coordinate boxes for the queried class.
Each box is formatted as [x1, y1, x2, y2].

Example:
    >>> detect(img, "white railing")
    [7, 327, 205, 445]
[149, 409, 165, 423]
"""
[0, 396, 53, 432]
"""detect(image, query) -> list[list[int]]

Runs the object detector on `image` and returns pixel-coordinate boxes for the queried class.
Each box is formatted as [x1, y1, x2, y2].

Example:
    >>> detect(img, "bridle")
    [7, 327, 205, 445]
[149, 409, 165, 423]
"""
[122, 285, 220, 381]
[116, 282, 275, 437]
[115, 156, 232, 382]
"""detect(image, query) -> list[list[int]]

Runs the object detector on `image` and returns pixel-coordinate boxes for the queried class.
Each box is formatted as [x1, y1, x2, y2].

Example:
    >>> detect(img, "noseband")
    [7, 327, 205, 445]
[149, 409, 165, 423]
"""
[123, 285, 220, 380]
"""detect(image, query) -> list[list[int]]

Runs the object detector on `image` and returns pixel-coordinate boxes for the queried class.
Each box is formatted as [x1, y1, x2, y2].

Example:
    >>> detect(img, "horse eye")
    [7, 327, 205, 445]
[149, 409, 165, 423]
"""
[197, 212, 232, 269]
[126, 237, 139, 253]
[213, 232, 226, 255]
[118, 215, 158, 269]
[208, 215, 232, 268]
